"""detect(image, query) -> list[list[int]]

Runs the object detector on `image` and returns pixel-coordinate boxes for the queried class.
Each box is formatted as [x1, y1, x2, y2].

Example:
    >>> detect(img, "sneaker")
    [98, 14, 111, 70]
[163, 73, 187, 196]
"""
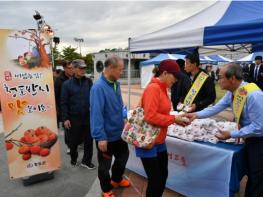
[80, 162, 96, 170]
[78, 143, 84, 150]
[111, 178, 130, 188]
[71, 160, 77, 166]
[102, 191, 115, 197]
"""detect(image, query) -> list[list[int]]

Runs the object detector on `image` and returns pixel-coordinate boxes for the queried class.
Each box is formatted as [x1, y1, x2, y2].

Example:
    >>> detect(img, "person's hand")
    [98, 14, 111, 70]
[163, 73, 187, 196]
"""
[124, 118, 128, 124]
[174, 115, 190, 127]
[189, 104, 196, 112]
[64, 120, 71, 129]
[98, 140, 108, 152]
[215, 130, 231, 140]
[176, 102, 184, 111]
[183, 104, 196, 113]
[183, 113, 197, 122]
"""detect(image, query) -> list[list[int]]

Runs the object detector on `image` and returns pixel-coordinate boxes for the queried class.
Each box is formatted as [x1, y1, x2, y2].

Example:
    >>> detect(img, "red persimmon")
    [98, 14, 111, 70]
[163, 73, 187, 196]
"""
[22, 153, 31, 160]
[39, 148, 50, 157]
[18, 145, 30, 154]
[30, 145, 41, 154]
[5, 142, 13, 151]
[48, 133, 57, 141]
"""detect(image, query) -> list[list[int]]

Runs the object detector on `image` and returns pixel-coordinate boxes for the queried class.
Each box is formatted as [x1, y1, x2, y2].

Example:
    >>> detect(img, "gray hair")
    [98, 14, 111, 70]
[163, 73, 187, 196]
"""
[104, 56, 123, 68]
[225, 63, 243, 80]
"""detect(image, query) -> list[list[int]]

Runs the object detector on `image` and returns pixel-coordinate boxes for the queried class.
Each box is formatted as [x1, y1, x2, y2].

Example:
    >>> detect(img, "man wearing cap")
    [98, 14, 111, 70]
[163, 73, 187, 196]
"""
[249, 56, 263, 90]
[61, 59, 95, 169]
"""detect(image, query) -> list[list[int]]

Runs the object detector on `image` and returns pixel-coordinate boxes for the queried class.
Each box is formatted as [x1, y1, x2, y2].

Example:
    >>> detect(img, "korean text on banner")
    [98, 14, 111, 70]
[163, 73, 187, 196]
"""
[0, 29, 61, 179]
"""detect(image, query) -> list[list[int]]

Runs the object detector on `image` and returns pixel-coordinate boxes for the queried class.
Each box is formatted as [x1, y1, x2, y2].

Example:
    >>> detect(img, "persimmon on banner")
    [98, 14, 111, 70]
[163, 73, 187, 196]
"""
[0, 29, 60, 179]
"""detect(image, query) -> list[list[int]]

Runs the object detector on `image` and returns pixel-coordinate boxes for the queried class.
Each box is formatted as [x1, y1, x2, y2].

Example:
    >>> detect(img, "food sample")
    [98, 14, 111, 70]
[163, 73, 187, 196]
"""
[168, 118, 238, 144]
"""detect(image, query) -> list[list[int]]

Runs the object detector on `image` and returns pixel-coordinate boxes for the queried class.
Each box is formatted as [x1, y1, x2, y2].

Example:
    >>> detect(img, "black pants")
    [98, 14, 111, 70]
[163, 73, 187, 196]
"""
[244, 137, 263, 197]
[96, 139, 129, 192]
[64, 127, 70, 148]
[69, 120, 93, 164]
[141, 150, 168, 197]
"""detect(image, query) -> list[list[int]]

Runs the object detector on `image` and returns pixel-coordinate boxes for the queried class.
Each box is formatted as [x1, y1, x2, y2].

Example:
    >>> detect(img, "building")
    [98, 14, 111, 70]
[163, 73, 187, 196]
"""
[92, 50, 150, 84]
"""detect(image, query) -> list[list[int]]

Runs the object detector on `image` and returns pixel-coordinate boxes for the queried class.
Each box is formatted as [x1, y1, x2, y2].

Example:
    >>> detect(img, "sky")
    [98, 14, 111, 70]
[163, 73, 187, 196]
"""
[0, 1, 216, 55]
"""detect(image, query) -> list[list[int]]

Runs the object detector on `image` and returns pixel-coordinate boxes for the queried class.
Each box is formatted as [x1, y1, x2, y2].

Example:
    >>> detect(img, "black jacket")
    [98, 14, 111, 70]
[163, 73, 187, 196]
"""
[209, 71, 216, 82]
[171, 73, 192, 110]
[54, 72, 70, 120]
[60, 76, 93, 124]
[249, 63, 263, 90]
[190, 70, 216, 111]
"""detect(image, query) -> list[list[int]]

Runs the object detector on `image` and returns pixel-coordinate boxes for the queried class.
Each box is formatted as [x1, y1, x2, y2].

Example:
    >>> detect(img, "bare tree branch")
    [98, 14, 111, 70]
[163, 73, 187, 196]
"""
[9, 35, 35, 42]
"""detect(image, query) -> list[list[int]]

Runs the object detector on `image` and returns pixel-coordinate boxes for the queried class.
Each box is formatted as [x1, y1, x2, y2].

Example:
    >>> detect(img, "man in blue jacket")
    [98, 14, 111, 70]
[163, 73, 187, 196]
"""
[90, 56, 130, 197]
[61, 59, 95, 169]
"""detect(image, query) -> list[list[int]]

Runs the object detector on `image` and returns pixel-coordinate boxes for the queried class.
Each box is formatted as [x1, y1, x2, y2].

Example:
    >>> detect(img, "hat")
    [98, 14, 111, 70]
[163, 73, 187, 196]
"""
[159, 59, 181, 78]
[71, 59, 87, 68]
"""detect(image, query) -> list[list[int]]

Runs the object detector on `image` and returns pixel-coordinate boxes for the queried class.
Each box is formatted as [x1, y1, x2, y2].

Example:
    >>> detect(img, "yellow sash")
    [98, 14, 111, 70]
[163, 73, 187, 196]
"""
[233, 83, 260, 124]
[184, 71, 209, 106]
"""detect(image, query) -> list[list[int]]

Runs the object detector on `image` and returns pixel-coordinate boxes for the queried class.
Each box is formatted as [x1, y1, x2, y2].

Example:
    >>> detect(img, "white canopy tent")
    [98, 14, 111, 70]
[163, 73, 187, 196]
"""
[140, 53, 185, 88]
[129, 1, 263, 55]
[127, 1, 263, 108]
[237, 52, 263, 63]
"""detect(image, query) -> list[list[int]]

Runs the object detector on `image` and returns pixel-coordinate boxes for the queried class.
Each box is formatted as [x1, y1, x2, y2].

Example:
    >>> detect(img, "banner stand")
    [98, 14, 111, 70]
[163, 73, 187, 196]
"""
[0, 28, 61, 180]
[22, 171, 54, 186]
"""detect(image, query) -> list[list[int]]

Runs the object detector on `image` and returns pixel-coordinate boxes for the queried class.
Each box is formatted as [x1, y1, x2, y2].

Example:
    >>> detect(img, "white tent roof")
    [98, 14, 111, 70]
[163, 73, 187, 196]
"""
[130, 1, 263, 55]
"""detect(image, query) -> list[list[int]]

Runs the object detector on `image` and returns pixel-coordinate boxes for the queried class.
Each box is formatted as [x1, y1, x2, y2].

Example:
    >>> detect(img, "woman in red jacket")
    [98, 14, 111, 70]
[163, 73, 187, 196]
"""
[136, 59, 189, 197]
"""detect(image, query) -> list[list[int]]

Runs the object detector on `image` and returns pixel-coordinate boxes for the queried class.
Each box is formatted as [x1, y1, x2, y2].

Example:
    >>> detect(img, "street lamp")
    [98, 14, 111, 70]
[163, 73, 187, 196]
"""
[74, 37, 84, 56]
[33, 10, 55, 67]
[33, 11, 54, 36]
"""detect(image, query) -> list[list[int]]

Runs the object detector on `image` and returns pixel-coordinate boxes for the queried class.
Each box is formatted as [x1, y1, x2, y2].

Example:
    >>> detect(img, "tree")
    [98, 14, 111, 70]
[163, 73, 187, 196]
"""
[61, 46, 81, 61]
[84, 54, 94, 73]
[52, 45, 61, 67]
[10, 29, 51, 68]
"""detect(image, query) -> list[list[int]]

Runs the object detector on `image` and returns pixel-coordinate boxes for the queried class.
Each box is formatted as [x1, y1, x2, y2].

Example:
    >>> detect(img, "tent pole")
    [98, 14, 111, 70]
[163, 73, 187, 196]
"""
[128, 37, 131, 110]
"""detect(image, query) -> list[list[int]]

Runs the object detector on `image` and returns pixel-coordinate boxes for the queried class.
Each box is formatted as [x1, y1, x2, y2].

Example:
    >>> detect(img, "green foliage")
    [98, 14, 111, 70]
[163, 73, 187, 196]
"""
[61, 46, 82, 61]
[84, 54, 94, 73]
[52, 45, 61, 67]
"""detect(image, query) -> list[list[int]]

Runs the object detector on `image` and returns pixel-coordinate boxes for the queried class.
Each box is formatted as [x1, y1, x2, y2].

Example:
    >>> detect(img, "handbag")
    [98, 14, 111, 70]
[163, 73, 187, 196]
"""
[121, 107, 160, 149]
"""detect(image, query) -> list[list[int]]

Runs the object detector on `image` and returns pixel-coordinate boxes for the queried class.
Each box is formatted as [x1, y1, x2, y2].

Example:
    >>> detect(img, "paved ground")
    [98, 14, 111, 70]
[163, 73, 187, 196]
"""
[0, 84, 245, 197]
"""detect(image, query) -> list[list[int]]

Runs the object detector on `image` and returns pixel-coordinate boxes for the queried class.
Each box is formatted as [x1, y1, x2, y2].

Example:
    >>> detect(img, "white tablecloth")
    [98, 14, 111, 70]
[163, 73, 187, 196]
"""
[126, 136, 234, 197]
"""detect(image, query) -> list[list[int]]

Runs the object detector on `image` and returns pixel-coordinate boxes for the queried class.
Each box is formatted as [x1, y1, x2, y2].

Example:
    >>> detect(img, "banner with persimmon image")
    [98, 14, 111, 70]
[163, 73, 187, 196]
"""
[0, 29, 60, 179]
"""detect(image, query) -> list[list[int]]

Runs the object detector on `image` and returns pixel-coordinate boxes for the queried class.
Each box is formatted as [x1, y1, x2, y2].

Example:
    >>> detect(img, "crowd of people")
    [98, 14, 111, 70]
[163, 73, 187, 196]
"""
[53, 53, 263, 197]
